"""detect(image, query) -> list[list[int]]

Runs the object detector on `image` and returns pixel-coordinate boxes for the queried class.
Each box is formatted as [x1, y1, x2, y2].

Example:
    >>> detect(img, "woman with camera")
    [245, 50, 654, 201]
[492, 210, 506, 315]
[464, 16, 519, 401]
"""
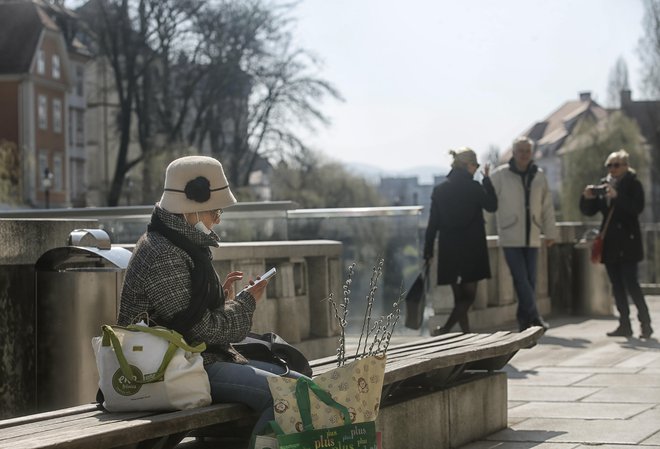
[579, 149, 652, 339]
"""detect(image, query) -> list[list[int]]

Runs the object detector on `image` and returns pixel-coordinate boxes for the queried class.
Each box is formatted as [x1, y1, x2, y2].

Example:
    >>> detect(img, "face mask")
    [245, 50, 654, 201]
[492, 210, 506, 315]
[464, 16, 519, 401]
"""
[193, 212, 212, 235]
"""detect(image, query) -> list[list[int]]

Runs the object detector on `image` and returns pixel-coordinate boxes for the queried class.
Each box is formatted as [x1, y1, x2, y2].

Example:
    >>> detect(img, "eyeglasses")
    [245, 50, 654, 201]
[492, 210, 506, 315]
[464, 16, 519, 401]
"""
[606, 162, 623, 169]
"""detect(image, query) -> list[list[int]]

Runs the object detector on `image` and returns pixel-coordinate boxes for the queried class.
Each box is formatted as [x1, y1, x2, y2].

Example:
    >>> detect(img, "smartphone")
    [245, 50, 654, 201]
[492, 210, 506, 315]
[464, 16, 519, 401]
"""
[243, 267, 276, 292]
[258, 267, 277, 282]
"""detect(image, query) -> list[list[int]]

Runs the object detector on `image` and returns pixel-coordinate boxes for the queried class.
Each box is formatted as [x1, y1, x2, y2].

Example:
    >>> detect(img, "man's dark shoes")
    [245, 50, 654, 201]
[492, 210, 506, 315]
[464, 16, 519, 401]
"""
[606, 326, 633, 337]
[640, 323, 654, 339]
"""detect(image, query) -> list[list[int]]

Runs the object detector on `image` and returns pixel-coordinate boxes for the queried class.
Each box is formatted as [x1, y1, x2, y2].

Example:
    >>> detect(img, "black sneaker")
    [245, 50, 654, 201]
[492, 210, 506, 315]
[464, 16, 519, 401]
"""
[606, 326, 633, 337]
[640, 324, 654, 339]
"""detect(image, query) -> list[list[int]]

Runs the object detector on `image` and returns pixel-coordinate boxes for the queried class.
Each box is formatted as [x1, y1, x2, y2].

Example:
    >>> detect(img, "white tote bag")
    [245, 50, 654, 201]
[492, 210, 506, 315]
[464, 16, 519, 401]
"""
[92, 323, 212, 412]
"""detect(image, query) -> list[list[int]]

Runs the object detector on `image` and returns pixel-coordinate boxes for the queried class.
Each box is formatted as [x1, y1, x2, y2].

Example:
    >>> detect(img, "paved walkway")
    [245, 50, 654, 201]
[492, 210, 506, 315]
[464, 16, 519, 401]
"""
[463, 295, 660, 449]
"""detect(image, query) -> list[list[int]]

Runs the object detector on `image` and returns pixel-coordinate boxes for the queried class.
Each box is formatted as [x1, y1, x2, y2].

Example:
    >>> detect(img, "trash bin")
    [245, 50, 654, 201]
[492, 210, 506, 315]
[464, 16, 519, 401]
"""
[573, 232, 613, 316]
[35, 229, 132, 412]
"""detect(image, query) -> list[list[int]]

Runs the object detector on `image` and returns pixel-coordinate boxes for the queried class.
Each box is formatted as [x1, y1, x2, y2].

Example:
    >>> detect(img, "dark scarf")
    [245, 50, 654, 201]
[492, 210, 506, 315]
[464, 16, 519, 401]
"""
[147, 212, 223, 338]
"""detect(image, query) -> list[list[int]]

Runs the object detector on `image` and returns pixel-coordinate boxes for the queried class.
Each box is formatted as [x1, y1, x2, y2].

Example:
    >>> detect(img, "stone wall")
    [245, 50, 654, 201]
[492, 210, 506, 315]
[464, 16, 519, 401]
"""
[0, 219, 96, 418]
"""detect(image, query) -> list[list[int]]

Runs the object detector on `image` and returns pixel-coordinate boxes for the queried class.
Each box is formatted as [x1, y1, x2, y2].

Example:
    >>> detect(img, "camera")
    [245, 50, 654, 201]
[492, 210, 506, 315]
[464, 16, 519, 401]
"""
[590, 185, 607, 196]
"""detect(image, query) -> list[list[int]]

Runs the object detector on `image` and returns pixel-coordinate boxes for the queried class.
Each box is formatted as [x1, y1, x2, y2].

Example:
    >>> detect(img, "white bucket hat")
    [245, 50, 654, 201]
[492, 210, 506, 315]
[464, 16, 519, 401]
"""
[159, 156, 237, 213]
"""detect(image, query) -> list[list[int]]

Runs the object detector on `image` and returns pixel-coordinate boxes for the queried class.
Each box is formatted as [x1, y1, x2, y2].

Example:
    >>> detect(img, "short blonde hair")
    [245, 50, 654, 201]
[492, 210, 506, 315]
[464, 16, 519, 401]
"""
[605, 149, 629, 167]
[449, 147, 478, 169]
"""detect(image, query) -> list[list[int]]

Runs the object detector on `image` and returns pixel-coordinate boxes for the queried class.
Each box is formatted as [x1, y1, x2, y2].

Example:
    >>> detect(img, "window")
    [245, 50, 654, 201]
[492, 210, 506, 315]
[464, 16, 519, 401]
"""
[53, 99, 62, 133]
[52, 55, 60, 79]
[38, 95, 48, 130]
[37, 50, 45, 74]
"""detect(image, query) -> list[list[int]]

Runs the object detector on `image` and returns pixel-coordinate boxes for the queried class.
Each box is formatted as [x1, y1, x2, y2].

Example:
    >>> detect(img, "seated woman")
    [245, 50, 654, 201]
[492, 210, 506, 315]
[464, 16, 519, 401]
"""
[118, 155, 303, 445]
[579, 149, 653, 339]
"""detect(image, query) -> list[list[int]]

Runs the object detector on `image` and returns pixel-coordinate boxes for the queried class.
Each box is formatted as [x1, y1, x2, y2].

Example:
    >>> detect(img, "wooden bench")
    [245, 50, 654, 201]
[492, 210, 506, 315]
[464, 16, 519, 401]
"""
[0, 327, 543, 449]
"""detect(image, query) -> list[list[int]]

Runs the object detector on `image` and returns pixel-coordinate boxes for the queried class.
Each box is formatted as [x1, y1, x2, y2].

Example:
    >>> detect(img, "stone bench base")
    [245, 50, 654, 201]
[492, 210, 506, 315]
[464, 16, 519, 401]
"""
[378, 372, 507, 449]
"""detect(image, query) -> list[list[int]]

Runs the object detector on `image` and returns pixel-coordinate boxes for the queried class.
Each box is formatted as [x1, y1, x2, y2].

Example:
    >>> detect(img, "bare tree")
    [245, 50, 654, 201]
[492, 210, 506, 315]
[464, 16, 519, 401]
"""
[606, 57, 630, 107]
[639, 0, 660, 97]
[80, 0, 161, 206]
[188, 1, 342, 187]
[82, 0, 340, 204]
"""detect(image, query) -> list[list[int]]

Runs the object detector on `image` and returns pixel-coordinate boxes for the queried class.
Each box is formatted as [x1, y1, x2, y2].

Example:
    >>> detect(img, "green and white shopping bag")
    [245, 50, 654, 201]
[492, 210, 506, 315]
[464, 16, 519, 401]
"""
[92, 323, 211, 412]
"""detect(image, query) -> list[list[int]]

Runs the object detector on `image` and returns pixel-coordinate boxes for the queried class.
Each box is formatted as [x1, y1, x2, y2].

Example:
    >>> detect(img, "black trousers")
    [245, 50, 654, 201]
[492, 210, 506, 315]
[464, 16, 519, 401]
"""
[605, 260, 651, 328]
[442, 282, 478, 332]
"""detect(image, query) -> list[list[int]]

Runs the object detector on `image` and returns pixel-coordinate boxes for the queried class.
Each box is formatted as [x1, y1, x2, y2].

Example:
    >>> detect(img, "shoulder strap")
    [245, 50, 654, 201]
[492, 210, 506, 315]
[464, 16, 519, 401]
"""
[601, 206, 615, 236]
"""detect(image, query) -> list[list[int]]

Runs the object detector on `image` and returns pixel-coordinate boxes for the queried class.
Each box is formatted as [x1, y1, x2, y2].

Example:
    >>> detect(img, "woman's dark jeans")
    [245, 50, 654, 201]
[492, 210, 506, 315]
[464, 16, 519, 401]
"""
[605, 260, 651, 329]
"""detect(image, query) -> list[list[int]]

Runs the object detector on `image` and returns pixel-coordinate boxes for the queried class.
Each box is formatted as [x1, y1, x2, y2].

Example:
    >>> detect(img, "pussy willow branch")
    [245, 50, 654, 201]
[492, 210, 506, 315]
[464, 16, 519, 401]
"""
[356, 258, 383, 358]
[329, 263, 356, 366]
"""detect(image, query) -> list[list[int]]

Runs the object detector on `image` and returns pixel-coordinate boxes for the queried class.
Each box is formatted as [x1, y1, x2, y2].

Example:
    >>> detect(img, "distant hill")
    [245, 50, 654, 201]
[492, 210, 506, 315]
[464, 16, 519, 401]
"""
[344, 162, 448, 185]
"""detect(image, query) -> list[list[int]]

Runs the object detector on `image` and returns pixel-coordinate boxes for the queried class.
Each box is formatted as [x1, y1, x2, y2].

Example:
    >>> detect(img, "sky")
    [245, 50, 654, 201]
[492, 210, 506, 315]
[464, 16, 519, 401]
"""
[290, 0, 646, 177]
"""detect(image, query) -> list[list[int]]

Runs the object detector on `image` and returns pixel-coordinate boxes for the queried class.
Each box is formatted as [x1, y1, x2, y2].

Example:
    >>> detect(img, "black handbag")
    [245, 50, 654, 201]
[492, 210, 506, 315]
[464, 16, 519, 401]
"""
[404, 264, 429, 330]
[233, 332, 313, 377]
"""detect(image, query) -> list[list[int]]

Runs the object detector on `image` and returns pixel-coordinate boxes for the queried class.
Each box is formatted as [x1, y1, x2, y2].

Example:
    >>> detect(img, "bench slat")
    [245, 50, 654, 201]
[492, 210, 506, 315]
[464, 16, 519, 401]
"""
[0, 405, 100, 430]
[0, 404, 251, 449]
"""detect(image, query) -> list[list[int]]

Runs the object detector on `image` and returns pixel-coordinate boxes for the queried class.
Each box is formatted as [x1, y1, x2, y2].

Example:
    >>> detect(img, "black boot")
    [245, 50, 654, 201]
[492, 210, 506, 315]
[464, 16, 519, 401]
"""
[606, 325, 633, 337]
[431, 325, 451, 336]
[641, 323, 654, 339]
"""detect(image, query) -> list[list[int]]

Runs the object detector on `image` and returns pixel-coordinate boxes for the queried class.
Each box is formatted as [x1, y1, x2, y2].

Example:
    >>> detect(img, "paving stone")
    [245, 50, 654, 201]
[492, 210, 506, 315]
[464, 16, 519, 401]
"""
[492, 411, 660, 445]
[507, 372, 591, 386]
[574, 445, 660, 449]
[555, 343, 634, 367]
[508, 386, 600, 402]
[615, 351, 660, 368]
[462, 441, 578, 449]
[508, 401, 652, 419]
[576, 373, 660, 387]
[643, 429, 660, 445]
[584, 386, 660, 403]
[533, 366, 640, 374]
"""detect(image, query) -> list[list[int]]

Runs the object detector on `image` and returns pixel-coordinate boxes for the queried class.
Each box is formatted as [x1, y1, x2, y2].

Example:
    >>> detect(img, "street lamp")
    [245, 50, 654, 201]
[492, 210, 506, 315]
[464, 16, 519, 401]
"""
[43, 167, 53, 209]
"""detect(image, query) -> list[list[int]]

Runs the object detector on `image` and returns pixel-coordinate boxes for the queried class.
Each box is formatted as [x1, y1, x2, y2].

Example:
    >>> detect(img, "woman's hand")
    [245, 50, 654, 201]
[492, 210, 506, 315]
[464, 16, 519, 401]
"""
[481, 163, 490, 178]
[222, 271, 244, 300]
[243, 277, 269, 302]
[605, 184, 618, 199]
[582, 185, 596, 199]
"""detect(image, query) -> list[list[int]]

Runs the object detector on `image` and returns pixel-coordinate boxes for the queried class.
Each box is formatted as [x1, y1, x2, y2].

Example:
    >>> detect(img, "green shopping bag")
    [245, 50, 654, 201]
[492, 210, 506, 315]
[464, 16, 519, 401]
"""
[271, 377, 378, 449]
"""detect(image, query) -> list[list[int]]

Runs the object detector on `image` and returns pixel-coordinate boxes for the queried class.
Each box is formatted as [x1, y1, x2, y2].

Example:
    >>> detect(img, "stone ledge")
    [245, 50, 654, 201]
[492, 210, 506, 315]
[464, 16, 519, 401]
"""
[378, 371, 507, 449]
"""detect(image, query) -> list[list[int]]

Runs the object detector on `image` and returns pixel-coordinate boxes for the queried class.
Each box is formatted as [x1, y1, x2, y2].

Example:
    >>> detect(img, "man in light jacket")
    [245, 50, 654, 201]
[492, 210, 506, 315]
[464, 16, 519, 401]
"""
[490, 137, 557, 332]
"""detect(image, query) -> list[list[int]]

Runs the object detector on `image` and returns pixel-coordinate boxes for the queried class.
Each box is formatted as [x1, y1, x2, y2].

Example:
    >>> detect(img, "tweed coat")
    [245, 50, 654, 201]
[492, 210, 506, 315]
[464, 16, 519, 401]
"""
[118, 206, 256, 365]
[579, 170, 644, 264]
[424, 168, 498, 285]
